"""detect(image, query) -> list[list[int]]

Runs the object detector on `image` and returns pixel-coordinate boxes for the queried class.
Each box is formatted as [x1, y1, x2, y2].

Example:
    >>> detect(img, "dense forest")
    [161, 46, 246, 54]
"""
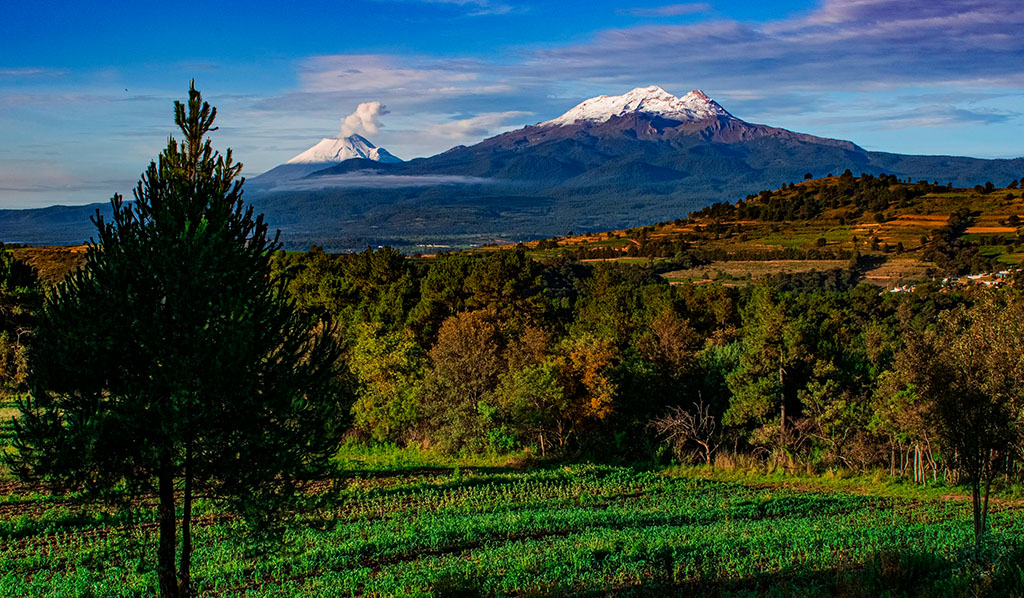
[6, 174, 1024, 496]
[251, 243, 1021, 486]
[4, 238, 1024, 482]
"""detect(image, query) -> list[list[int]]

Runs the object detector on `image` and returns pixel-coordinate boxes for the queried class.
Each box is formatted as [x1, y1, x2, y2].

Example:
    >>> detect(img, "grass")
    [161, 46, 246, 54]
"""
[663, 260, 848, 285]
[860, 258, 936, 286]
[332, 440, 533, 471]
[10, 245, 87, 285]
[2, 451, 1024, 597]
[666, 463, 1024, 505]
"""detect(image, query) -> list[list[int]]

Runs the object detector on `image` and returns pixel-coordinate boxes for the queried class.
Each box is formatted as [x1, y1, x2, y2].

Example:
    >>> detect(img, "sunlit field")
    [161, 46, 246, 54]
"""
[3, 458, 1023, 597]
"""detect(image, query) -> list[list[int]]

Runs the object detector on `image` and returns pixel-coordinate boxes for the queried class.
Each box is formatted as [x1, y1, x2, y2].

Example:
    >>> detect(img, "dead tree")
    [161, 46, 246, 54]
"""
[650, 400, 721, 466]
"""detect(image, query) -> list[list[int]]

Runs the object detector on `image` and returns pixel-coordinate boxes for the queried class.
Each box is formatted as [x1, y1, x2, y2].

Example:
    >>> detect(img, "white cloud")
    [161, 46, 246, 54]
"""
[530, 0, 1024, 90]
[622, 3, 711, 17]
[380, 0, 518, 16]
[340, 101, 388, 137]
[226, 1, 1024, 165]
[298, 55, 482, 95]
[0, 67, 69, 78]
[425, 111, 532, 139]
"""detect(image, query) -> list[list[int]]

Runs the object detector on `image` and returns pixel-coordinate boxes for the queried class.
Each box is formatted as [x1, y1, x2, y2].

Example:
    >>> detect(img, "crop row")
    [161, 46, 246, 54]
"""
[1, 466, 1022, 597]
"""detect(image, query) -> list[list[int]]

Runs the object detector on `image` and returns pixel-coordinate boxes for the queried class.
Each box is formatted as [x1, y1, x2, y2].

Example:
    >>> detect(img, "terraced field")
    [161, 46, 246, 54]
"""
[474, 181, 1024, 289]
[2, 464, 1023, 597]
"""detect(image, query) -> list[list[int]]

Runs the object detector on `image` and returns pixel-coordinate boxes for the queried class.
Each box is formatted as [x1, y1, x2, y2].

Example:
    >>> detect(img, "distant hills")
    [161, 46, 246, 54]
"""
[475, 173, 1024, 289]
[15, 174, 1023, 291]
[2, 86, 1022, 251]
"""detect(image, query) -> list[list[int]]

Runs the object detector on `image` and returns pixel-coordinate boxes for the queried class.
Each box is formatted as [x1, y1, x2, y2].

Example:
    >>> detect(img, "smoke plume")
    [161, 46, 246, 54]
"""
[340, 101, 388, 138]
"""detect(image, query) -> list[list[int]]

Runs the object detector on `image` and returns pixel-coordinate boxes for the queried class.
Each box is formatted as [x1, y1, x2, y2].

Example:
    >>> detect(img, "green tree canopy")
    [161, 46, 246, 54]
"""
[897, 293, 1024, 551]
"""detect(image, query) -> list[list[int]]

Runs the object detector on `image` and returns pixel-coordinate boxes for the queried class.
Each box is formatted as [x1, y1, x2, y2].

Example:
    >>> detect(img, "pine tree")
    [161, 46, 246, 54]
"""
[9, 83, 348, 598]
[724, 284, 809, 436]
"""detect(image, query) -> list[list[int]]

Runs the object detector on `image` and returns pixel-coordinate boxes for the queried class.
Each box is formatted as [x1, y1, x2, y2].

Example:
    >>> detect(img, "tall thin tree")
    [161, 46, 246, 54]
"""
[9, 83, 349, 598]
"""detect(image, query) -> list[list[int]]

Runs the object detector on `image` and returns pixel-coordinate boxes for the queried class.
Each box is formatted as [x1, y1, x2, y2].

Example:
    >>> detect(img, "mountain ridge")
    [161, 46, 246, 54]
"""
[2, 86, 1021, 251]
[541, 86, 732, 126]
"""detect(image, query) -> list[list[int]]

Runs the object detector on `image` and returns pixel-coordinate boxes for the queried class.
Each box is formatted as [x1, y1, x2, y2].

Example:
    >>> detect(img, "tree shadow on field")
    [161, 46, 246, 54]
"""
[421, 548, 1024, 598]
[851, 254, 887, 280]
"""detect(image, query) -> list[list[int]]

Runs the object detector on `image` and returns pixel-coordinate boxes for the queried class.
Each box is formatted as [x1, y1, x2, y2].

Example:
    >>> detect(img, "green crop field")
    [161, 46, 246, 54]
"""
[2, 462, 1023, 597]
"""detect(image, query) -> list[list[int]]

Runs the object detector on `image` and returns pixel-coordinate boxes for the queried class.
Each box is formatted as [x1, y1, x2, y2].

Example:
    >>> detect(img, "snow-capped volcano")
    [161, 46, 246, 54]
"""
[252, 134, 402, 184]
[286, 134, 402, 165]
[542, 86, 731, 126]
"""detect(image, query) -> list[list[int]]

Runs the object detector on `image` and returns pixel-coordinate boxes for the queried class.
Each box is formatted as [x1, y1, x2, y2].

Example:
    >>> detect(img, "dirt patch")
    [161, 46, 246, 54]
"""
[895, 214, 948, 222]
[890, 219, 949, 227]
[966, 226, 1017, 234]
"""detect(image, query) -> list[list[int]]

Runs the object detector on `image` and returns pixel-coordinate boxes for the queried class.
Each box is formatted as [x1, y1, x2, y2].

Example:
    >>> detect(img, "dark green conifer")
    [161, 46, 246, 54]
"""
[9, 83, 348, 598]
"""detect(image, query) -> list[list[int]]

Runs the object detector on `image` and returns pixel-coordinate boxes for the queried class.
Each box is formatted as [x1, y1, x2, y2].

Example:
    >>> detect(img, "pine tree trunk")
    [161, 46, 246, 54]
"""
[778, 366, 786, 435]
[158, 466, 179, 598]
[972, 477, 982, 554]
[982, 475, 992, 543]
[179, 442, 193, 598]
[921, 447, 925, 483]
[980, 451, 994, 547]
[921, 444, 929, 485]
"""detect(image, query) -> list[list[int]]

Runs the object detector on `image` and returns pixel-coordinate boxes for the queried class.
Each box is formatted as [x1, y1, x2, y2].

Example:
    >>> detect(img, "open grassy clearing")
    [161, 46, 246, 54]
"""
[663, 260, 848, 285]
[2, 462, 1023, 597]
[859, 258, 938, 287]
[9, 245, 87, 285]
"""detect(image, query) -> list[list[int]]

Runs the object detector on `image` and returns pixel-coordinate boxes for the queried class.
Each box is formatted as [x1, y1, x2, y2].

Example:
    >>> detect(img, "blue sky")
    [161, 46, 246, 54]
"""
[1, 0, 1022, 208]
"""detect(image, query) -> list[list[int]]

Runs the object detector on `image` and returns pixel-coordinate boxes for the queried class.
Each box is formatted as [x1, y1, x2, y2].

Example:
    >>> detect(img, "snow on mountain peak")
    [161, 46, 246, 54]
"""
[285, 134, 401, 165]
[542, 86, 731, 127]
